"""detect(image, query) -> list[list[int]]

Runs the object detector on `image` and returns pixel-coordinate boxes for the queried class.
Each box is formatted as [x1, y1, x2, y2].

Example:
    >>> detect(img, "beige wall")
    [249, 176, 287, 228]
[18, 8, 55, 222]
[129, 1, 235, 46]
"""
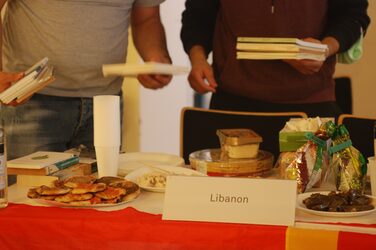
[335, 1, 376, 117]
[122, 33, 140, 153]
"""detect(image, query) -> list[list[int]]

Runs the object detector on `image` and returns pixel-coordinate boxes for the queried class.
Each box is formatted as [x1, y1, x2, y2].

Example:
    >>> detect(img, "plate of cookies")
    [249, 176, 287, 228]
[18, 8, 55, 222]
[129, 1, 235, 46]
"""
[27, 175, 141, 207]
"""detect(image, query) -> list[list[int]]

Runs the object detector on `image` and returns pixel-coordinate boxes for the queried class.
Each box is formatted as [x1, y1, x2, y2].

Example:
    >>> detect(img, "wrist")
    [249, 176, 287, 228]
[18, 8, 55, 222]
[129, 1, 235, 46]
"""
[144, 54, 172, 64]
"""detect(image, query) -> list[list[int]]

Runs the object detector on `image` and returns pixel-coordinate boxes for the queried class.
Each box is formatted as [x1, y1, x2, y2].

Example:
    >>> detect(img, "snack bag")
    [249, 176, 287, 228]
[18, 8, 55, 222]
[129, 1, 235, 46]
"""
[284, 121, 336, 193]
[328, 124, 367, 193]
[277, 117, 334, 177]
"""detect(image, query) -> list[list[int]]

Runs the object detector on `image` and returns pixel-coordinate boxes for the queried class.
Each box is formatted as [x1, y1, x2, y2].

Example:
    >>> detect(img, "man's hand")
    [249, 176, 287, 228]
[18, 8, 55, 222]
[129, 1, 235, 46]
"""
[188, 58, 217, 93]
[131, 6, 172, 89]
[283, 38, 326, 75]
[284, 58, 324, 75]
[0, 71, 24, 106]
[137, 56, 172, 90]
[0, 72, 23, 92]
[187, 45, 217, 93]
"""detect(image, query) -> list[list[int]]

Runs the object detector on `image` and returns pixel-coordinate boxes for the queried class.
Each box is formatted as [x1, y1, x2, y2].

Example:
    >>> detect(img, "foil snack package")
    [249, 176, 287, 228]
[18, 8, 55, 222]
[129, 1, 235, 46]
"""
[284, 121, 336, 193]
[328, 124, 367, 193]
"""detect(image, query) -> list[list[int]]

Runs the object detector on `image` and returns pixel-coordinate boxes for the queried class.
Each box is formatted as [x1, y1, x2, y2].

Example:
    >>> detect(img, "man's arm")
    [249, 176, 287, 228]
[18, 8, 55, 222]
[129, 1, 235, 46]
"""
[180, 0, 219, 93]
[131, 5, 172, 89]
[285, 0, 370, 75]
[181, 0, 219, 57]
[324, 0, 370, 54]
[0, 0, 29, 105]
[131, 5, 170, 64]
[0, 0, 8, 70]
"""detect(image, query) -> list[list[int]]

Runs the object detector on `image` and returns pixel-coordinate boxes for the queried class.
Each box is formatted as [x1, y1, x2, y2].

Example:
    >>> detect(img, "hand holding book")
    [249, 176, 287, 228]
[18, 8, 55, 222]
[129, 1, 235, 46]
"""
[236, 37, 328, 61]
[283, 57, 324, 75]
[0, 57, 55, 105]
[283, 38, 328, 75]
[0, 72, 24, 93]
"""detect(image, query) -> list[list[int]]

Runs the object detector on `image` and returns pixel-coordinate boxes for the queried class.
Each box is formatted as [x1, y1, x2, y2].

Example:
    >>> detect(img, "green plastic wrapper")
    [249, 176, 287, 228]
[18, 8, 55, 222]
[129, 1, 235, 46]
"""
[337, 29, 363, 64]
[328, 125, 367, 193]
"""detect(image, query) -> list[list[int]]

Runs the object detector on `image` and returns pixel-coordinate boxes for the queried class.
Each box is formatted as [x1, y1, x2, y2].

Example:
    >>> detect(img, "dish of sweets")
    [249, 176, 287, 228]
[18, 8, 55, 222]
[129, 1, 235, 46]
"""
[297, 190, 376, 217]
[125, 165, 206, 192]
[27, 175, 140, 207]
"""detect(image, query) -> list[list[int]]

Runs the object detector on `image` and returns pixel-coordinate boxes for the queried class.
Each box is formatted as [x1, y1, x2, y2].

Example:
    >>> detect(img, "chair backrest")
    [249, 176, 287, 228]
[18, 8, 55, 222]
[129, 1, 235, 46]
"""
[338, 114, 376, 159]
[180, 107, 308, 164]
[334, 77, 353, 114]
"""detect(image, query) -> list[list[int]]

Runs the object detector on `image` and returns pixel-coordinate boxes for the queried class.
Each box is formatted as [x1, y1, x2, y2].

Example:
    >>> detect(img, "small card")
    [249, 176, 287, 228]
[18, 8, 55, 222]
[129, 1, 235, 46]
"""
[163, 176, 297, 226]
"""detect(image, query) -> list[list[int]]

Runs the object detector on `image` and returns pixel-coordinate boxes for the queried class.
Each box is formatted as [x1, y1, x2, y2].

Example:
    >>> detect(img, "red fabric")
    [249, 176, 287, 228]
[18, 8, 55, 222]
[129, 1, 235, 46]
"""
[337, 231, 376, 250]
[0, 203, 287, 250]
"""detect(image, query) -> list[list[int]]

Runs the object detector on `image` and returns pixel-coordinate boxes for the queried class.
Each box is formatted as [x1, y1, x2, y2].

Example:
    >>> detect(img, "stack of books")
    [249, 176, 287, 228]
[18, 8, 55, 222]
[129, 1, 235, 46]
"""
[7, 151, 80, 176]
[236, 37, 328, 61]
[0, 57, 55, 104]
[7, 151, 93, 186]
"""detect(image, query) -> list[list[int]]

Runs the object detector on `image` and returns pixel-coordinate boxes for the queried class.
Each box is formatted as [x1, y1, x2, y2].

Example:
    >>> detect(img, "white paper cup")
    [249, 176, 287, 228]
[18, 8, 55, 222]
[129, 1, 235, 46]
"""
[95, 146, 120, 177]
[93, 95, 121, 147]
[93, 95, 121, 177]
[368, 156, 376, 196]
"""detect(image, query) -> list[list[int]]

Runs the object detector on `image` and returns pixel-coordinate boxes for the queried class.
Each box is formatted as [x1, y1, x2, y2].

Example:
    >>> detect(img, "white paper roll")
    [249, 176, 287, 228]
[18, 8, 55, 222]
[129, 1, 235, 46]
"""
[93, 95, 121, 147]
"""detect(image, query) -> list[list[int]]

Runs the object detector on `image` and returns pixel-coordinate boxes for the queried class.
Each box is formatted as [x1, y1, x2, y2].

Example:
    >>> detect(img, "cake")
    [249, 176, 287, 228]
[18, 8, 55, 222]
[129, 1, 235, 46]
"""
[216, 128, 263, 159]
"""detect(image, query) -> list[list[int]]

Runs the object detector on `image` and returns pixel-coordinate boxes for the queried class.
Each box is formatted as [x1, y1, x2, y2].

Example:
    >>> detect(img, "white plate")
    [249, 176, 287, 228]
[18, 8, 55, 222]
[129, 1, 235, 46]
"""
[33, 189, 140, 208]
[297, 191, 376, 217]
[117, 152, 185, 176]
[125, 165, 206, 193]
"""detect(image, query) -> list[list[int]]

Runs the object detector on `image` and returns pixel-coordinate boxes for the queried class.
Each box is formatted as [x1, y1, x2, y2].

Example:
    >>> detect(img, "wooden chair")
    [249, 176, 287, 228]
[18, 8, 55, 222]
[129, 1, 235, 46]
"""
[180, 107, 308, 164]
[337, 114, 376, 159]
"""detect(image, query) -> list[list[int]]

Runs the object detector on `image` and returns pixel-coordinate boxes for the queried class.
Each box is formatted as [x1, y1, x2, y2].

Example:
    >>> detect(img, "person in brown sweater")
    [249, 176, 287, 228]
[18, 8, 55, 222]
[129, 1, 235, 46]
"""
[181, 0, 370, 118]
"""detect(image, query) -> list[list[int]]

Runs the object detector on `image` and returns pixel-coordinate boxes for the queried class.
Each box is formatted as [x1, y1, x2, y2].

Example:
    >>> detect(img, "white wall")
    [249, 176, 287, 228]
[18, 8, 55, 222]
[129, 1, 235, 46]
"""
[139, 0, 193, 154]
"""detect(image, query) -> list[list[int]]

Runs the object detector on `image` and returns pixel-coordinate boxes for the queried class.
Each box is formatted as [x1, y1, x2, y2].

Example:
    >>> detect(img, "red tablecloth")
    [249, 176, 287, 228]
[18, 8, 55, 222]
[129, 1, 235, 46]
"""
[0, 203, 375, 250]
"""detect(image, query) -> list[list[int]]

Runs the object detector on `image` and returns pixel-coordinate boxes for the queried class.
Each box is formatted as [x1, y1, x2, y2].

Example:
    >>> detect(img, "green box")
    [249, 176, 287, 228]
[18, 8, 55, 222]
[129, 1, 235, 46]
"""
[279, 131, 308, 152]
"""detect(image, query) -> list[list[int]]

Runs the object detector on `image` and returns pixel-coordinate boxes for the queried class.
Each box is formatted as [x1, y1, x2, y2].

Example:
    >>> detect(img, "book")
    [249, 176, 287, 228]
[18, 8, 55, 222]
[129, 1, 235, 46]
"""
[102, 62, 190, 77]
[16, 163, 93, 187]
[236, 37, 328, 61]
[237, 37, 328, 49]
[236, 43, 327, 54]
[0, 57, 55, 104]
[7, 151, 79, 176]
[236, 51, 326, 61]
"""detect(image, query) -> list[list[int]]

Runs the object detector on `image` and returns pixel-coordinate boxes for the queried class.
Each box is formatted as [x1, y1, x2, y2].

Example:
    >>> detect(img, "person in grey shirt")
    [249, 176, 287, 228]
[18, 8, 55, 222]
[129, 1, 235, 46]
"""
[0, 0, 172, 160]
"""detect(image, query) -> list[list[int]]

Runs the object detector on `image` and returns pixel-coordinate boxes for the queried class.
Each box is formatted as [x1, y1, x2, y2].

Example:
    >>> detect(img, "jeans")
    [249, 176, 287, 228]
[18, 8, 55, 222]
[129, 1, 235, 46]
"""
[1, 94, 95, 160]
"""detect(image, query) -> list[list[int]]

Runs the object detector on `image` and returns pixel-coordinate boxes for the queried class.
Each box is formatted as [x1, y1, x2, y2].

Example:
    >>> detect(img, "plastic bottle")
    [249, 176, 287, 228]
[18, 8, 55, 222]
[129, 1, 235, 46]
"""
[0, 127, 7, 208]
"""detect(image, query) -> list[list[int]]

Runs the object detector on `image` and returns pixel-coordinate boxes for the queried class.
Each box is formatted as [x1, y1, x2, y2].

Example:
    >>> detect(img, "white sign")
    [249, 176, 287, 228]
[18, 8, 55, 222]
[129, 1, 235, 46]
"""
[162, 176, 297, 226]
